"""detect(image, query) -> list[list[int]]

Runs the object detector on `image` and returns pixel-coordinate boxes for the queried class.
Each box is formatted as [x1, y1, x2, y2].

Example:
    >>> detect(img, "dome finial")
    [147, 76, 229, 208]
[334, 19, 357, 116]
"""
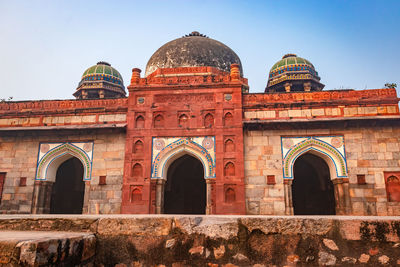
[183, 31, 208, 38]
[282, 54, 297, 59]
[97, 61, 111, 66]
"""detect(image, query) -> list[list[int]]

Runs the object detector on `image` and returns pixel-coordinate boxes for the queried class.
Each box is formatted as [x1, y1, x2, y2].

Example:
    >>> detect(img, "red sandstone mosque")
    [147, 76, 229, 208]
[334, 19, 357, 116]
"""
[0, 31, 399, 216]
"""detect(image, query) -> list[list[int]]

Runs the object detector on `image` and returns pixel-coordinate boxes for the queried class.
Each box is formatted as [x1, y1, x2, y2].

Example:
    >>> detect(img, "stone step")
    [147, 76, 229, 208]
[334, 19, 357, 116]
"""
[0, 231, 95, 266]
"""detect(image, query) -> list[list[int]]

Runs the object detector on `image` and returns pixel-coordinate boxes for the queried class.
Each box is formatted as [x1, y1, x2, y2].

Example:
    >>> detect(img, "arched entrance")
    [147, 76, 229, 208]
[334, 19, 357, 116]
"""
[292, 153, 336, 215]
[50, 157, 85, 214]
[164, 154, 206, 214]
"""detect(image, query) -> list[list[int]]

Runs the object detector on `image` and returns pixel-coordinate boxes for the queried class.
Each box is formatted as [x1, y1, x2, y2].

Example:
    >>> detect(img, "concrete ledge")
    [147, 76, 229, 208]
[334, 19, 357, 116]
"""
[0, 231, 95, 266]
[0, 215, 399, 266]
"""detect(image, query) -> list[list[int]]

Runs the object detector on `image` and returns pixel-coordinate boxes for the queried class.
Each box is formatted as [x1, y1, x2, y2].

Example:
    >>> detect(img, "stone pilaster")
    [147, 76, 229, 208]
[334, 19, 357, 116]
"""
[155, 179, 165, 214]
[206, 178, 216, 214]
[283, 179, 293, 215]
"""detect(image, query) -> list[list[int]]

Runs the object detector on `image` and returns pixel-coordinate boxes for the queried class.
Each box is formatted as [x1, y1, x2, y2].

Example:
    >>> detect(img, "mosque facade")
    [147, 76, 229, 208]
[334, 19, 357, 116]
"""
[0, 32, 399, 216]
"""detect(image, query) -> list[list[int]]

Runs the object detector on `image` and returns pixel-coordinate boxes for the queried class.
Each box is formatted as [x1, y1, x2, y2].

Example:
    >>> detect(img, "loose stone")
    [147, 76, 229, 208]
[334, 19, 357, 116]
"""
[287, 254, 300, 263]
[323, 238, 339, 251]
[341, 257, 357, 264]
[189, 246, 204, 255]
[232, 253, 248, 261]
[359, 253, 370, 263]
[213, 245, 225, 259]
[378, 255, 390, 265]
[165, 239, 176, 249]
[318, 251, 336, 266]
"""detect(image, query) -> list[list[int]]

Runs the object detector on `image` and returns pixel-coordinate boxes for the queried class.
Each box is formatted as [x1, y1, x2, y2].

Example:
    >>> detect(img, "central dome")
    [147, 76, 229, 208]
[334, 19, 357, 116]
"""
[145, 31, 243, 76]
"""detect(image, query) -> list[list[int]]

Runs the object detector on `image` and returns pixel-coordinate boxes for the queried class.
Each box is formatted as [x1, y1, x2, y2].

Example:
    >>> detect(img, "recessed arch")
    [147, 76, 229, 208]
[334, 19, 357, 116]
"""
[204, 113, 214, 128]
[224, 162, 235, 176]
[225, 187, 236, 203]
[131, 188, 142, 202]
[135, 115, 145, 128]
[292, 152, 336, 215]
[133, 140, 144, 154]
[178, 114, 189, 127]
[36, 143, 92, 182]
[154, 114, 164, 128]
[50, 157, 85, 214]
[224, 139, 235, 152]
[132, 163, 143, 178]
[163, 154, 206, 214]
[283, 138, 348, 179]
[224, 112, 233, 126]
[151, 138, 215, 179]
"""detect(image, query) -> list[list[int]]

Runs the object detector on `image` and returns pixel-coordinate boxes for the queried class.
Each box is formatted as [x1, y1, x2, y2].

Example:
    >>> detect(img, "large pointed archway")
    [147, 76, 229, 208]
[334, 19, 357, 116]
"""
[32, 142, 93, 214]
[292, 153, 336, 215]
[281, 136, 351, 215]
[164, 154, 206, 214]
[151, 137, 216, 214]
[50, 157, 85, 214]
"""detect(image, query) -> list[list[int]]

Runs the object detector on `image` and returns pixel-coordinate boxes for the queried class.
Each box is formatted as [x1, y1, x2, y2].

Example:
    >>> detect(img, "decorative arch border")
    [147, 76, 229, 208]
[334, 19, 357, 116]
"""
[35, 142, 94, 181]
[151, 137, 216, 179]
[281, 136, 348, 179]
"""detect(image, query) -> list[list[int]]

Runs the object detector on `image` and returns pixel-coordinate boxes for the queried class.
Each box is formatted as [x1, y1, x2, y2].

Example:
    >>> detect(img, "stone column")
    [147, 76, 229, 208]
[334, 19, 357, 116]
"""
[332, 178, 352, 215]
[342, 178, 352, 214]
[155, 179, 165, 214]
[283, 179, 294, 215]
[99, 90, 105, 98]
[303, 82, 311, 91]
[332, 178, 345, 214]
[284, 82, 291, 92]
[206, 178, 216, 215]
[81, 90, 88, 99]
[32, 181, 54, 214]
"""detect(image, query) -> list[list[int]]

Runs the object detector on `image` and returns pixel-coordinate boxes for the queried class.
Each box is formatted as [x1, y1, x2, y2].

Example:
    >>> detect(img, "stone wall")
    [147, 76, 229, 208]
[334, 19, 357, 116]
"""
[0, 215, 399, 266]
[0, 128, 125, 214]
[244, 125, 400, 216]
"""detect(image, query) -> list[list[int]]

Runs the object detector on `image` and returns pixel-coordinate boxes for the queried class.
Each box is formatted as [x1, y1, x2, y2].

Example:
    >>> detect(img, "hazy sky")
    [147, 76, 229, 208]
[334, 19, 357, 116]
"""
[0, 0, 399, 100]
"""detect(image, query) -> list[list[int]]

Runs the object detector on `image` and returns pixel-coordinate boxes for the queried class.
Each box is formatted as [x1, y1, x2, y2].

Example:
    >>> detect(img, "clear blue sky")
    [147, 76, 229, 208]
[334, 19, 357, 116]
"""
[0, 0, 399, 100]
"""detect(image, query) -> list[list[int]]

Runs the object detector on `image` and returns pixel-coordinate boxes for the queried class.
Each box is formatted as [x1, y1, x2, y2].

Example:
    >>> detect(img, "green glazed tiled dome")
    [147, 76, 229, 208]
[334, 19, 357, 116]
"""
[266, 54, 324, 92]
[270, 54, 315, 72]
[74, 61, 126, 99]
[81, 61, 123, 84]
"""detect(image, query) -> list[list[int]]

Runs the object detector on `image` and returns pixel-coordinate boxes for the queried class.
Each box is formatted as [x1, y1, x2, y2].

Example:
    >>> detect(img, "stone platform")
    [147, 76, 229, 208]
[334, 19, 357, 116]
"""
[0, 215, 399, 266]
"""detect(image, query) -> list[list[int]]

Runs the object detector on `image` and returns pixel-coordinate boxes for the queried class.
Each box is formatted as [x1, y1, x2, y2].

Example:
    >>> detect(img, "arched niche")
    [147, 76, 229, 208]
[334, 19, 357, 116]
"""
[224, 162, 235, 177]
[224, 112, 233, 126]
[224, 139, 235, 152]
[204, 113, 214, 128]
[225, 187, 236, 203]
[132, 163, 143, 178]
[178, 114, 189, 127]
[136, 115, 145, 128]
[133, 140, 144, 154]
[154, 114, 164, 128]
